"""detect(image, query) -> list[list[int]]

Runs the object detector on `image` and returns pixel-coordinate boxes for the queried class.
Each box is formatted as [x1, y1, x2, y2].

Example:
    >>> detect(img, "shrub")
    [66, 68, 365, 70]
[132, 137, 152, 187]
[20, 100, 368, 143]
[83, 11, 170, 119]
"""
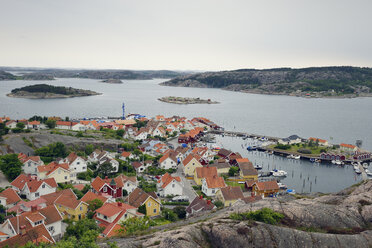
[274, 144, 291, 150]
[230, 208, 284, 225]
[297, 148, 312, 154]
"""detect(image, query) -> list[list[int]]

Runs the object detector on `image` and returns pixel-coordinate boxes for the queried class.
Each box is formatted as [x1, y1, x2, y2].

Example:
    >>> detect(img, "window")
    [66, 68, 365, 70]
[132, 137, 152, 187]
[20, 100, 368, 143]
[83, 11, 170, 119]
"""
[35, 192, 39, 197]
[172, 184, 175, 188]
[212, 189, 215, 194]
[34, 220, 42, 225]
[48, 226, 54, 231]
[64, 176, 68, 180]
[103, 187, 107, 192]
[127, 183, 130, 187]
[58, 170, 61, 174]
[80, 206, 83, 211]
[83, 167, 86, 170]
[148, 202, 151, 207]
[42, 184, 45, 188]
[153, 208, 157, 213]
[124, 213, 127, 218]
[77, 162, 80, 165]
[104, 215, 107, 220]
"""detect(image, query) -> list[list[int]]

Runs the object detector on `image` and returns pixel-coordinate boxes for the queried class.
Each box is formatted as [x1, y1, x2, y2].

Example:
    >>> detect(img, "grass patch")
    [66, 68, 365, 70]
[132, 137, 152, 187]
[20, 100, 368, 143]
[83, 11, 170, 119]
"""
[153, 218, 172, 226]
[230, 208, 284, 225]
[22, 137, 35, 149]
[225, 181, 245, 189]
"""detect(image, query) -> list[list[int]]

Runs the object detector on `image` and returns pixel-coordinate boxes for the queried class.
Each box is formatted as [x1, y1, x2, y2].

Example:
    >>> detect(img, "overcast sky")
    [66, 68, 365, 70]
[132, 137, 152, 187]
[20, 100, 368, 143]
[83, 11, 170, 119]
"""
[1, 0, 371, 71]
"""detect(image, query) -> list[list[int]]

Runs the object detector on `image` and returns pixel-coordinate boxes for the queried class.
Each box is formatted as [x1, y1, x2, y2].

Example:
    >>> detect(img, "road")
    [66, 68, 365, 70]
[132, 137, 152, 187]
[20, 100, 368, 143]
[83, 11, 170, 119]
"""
[0, 171, 10, 188]
[173, 163, 197, 202]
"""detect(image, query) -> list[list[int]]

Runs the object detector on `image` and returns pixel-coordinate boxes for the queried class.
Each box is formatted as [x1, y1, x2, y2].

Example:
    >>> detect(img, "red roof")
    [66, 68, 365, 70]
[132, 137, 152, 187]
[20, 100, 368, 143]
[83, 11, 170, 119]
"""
[204, 176, 226, 189]
[183, 153, 201, 167]
[340, 143, 356, 149]
[309, 137, 327, 143]
[195, 167, 217, 179]
[81, 191, 108, 204]
[0, 188, 21, 205]
[254, 181, 279, 191]
[158, 173, 181, 189]
[120, 151, 132, 158]
[91, 176, 108, 192]
[96, 202, 135, 217]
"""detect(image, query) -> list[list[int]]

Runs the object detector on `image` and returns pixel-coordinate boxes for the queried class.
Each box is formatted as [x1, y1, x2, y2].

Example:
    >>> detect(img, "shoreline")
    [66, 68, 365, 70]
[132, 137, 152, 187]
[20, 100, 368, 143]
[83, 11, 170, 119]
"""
[6, 92, 102, 99]
[158, 96, 219, 105]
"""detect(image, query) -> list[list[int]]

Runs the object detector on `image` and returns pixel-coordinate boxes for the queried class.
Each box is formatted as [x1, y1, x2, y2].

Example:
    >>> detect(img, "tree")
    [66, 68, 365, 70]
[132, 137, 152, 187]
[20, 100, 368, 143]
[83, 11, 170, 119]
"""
[162, 208, 177, 221]
[0, 154, 22, 180]
[173, 206, 186, 219]
[138, 204, 147, 215]
[214, 200, 224, 208]
[96, 162, 114, 177]
[116, 129, 125, 137]
[45, 119, 56, 129]
[122, 189, 128, 197]
[87, 199, 103, 219]
[65, 218, 102, 240]
[119, 216, 155, 236]
[228, 166, 239, 177]
[85, 144, 94, 155]
[16, 122, 25, 129]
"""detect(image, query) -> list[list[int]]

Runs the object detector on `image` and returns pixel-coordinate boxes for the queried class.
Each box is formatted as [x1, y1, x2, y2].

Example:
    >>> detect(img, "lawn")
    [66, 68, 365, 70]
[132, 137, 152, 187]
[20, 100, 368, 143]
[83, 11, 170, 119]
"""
[226, 181, 245, 189]
[269, 144, 329, 156]
[153, 218, 172, 226]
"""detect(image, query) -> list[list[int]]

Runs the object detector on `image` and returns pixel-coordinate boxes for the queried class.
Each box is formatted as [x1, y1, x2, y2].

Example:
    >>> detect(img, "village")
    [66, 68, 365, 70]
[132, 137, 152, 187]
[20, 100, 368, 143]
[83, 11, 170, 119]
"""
[0, 114, 368, 247]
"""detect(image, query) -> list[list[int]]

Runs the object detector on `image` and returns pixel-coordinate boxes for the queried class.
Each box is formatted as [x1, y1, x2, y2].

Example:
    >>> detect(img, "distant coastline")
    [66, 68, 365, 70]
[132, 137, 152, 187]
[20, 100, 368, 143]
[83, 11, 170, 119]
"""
[158, 96, 219, 104]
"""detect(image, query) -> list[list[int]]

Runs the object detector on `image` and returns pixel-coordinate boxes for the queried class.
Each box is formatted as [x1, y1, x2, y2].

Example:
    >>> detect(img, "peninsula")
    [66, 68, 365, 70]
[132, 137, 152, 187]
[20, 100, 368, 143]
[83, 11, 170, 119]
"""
[158, 96, 219, 104]
[7, 84, 101, 99]
[161, 66, 372, 98]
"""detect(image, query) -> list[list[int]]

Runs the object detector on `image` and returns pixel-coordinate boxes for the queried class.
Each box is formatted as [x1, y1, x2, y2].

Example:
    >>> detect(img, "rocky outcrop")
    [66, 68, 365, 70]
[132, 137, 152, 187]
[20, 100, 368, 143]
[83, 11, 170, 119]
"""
[101, 79, 123, 84]
[100, 180, 372, 248]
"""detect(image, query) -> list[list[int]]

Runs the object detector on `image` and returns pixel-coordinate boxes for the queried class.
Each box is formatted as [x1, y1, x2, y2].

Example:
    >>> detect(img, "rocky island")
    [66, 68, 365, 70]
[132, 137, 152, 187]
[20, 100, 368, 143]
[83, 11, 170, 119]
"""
[100, 78, 123, 84]
[161, 66, 372, 98]
[158, 96, 219, 104]
[7, 84, 101, 99]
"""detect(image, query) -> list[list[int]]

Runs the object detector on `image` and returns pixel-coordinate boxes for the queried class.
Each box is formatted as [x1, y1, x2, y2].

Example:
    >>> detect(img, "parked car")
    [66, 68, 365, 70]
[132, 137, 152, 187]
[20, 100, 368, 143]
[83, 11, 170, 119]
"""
[172, 195, 189, 202]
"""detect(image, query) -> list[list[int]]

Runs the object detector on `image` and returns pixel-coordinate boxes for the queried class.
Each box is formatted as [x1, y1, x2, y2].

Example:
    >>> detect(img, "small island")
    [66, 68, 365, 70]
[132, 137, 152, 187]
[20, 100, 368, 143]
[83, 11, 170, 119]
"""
[101, 78, 123, 84]
[158, 96, 219, 104]
[7, 84, 101, 99]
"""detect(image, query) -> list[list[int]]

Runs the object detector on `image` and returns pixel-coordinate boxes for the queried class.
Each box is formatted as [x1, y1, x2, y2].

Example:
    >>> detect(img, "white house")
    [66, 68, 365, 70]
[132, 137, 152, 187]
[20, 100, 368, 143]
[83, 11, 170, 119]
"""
[27, 121, 41, 130]
[278, 135, 302, 145]
[201, 176, 226, 197]
[159, 153, 178, 170]
[0, 188, 21, 209]
[152, 126, 166, 137]
[5, 120, 17, 129]
[11, 174, 57, 201]
[71, 123, 87, 131]
[18, 153, 44, 175]
[60, 152, 88, 176]
[131, 161, 146, 174]
[119, 151, 135, 161]
[98, 157, 119, 173]
[157, 173, 183, 197]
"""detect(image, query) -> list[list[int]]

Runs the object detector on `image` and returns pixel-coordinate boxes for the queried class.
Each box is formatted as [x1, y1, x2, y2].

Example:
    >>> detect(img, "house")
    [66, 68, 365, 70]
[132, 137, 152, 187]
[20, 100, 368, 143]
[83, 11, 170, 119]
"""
[182, 154, 203, 177]
[40, 189, 76, 206]
[152, 126, 166, 137]
[7, 198, 47, 214]
[119, 151, 135, 160]
[131, 161, 146, 174]
[27, 121, 41, 130]
[340, 143, 358, 153]
[60, 152, 88, 175]
[156, 173, 183, 197]
[158, 152, 178, 170]
[94, 202, 143, 237]
[91, 176, 122, 198]
[54, 193, 89, 221]
[192, 147, 214, 163]
[10, 174, 57, 201]
[88, 149, 109, 163]
[186, 196, 215, 217]
[37, 162, 75, 184]
[127, 188, 161, 217]
[201, 175, 226, 197]
[252, 181, 279, 198]
[116, 174, 138, 194]
[71, 123, 87, 131]
[0, 205, 63, 242]
[308, 137, 329, 147]
[217, 148, 233, 158]
[208, 162, 230, 175]
[97, 157, 119, 173]
[55, 121, 76, 130]
[0, 224, 55, 247]
[81, 191, 111, 205]
[278, 135, 302, 145]
[5, 120, 17, 129]
[215, 186, 244, 207]
[238, 162, 258, 181]
[0, 188, 21, 209]
[194, 167, 217, 186]
[18, 153, 44, 175]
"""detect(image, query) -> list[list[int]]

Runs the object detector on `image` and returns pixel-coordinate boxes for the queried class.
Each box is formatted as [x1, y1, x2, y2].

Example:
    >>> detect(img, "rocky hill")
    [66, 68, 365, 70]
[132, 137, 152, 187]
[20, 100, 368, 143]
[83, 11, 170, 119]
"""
[161, 66, 372, 97]
[0, 70, 16, 80]
[100, 180, 372, 248]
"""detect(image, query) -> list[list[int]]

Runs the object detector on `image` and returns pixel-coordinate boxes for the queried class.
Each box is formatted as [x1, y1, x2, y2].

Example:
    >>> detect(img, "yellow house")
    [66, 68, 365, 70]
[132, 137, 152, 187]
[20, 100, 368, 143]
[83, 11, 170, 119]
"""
[183, 154, 203, 177]
[194, 167, 217, 185]
[37, 162, 76, 184]
[238, 162, 258, 181]
[128, 188, 161, 217]
[54, 194, 89, 221]
[216, 186, 244, 207]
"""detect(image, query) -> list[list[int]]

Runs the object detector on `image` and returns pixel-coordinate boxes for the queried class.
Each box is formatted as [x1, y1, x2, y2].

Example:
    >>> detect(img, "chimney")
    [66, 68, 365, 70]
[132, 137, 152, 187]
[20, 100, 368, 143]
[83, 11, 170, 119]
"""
[207, 200, 211, 205]
[118, 202, 122, 207]
[31, 205, 37, 212]
[20, 225, 27, 236]
[105, 176, 108, 179]
[199, 195, 203, 200]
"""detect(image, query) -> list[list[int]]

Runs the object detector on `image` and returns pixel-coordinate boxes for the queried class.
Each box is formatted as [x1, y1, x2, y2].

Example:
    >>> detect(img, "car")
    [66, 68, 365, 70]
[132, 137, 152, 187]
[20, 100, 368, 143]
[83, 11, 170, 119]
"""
[172, 195, 189, 202]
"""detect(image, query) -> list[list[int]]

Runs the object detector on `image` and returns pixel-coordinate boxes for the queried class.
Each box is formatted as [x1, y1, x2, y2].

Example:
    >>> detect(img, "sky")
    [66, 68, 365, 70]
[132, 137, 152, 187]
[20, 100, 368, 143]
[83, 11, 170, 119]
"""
[1, 0, 372, 71]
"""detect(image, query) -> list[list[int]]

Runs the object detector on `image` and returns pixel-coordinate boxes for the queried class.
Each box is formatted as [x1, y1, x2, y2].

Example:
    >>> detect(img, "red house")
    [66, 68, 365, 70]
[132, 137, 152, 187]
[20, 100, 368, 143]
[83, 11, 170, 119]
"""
[91, 176, 122, 198]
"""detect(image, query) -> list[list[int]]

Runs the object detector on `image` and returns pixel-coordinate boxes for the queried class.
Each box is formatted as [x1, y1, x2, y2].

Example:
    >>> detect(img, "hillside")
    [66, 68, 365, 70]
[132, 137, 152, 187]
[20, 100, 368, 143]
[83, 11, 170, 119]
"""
[7, 84, 101, 99]
[161, 66, 372, 97]
[101, 180, 372, 248]
[0, 70, 16, 80]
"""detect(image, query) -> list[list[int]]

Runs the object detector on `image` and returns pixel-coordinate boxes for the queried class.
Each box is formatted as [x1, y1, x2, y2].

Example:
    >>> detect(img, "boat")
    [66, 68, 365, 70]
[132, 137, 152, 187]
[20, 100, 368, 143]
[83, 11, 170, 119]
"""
[367, 172, 372, 177]
[287, 154, 294, 159]
[365, 169, 370, 173]
[315, 159, 321, 163]
[286, 189, 296, 194]
[363, 163, 369, 169]
[353, 165, 359, 170]
[247, 145, 258, 151]
[271, 169, 287, 177]
[310, 158, 316, 163]
[254, 164, 263, 170]
[355, 168, 362, 174]
[293, 155, 301, 160]
[277, 182, 287, 189]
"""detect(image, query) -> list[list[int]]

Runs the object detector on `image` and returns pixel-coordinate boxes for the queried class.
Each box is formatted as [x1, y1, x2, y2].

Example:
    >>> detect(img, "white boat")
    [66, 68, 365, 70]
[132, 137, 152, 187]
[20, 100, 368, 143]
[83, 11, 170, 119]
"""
[363, 163, 369, 169]
[254, 164, 263, 170]
[293, 155, 301, 160]
[287, 155, 293, 159]
[355, 168, 362, 174]
[367, 172, 372, 177]
[365, 169, 370, 173]
[277, 182, 287, 189]
[271, 169, 287, 177]
[353, 165, 359, 170]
